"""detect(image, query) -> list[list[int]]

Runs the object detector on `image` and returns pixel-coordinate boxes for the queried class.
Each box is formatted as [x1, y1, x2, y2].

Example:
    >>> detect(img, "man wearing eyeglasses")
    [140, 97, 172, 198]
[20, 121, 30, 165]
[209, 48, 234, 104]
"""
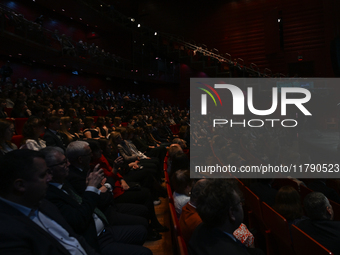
[0, 149, 99, 254]
[43, 146, 152, 255]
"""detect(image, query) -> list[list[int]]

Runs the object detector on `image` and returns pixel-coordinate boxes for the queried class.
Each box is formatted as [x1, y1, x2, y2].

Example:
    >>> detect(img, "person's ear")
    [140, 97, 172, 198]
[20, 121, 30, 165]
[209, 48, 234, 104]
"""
[229, 207, 236, 222]
[13, 179, 26, 193]
[326, 206, 334, 220]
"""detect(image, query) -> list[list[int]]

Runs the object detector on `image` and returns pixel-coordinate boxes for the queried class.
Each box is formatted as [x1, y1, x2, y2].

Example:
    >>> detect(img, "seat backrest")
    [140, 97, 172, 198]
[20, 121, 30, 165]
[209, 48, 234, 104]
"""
[167, 183, 174, 204]
[11, 134, 23, 148]
[169, 203, 182, 236]
[291, 224, 333, 255]
[261, 202, 291, 247]
[14, 118, 28, 135]
[243, 186, 263, 220]
[177, 235, 188, 255]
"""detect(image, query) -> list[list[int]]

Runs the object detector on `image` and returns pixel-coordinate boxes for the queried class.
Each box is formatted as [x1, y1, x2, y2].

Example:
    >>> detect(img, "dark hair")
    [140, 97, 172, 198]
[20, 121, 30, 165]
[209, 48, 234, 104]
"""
[96, 117, 105, 127]
[191, 179, 210, 204]
[273, 186, 303, 220]
[22, 116, 45, 140]
[171, 169, 192, 194]
[87, 139, 101, 153]
[170, 152, 189, 178]
[84, 117, 94, 129]
[46, 116, 60, 128]
[304, 192, 331, 220]
[196, 179, 239, 228]
[0, 150, 45, 195]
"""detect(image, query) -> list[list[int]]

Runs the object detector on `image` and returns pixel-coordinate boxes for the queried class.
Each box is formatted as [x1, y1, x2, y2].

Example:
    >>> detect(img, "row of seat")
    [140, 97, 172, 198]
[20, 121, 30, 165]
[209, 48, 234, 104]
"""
[238, 180, 333, 255]
[164, 153, 188, 255]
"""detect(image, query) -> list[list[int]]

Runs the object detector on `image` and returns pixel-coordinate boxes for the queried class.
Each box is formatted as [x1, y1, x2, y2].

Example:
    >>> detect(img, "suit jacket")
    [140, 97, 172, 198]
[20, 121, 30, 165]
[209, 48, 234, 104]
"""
[67, 165, 113, 211]
[45, 183, 101, 252]
[296, 219, 340, 255]
[188, 223, 251, 255]
[43, 129, 66, 150]
[0, 198, 98, 255]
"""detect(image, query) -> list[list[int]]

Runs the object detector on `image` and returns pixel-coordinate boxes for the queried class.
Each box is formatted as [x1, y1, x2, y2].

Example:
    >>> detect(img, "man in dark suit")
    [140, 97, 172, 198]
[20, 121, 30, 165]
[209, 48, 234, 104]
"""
[0, 149, 98, 254]
[297, 192, 340, 255]
[42, 147, 152, 255]
[65, 141, 164, 240]
[188, 179, 264, 255]
[43, 116, 65, 150]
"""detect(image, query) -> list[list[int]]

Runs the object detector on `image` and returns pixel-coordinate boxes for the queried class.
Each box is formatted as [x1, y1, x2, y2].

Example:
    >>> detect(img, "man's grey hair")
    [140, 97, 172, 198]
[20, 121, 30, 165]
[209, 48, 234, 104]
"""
[66, 141, 89, 163]
[304, 192, 331, 220]
[40, 146, 64, 166]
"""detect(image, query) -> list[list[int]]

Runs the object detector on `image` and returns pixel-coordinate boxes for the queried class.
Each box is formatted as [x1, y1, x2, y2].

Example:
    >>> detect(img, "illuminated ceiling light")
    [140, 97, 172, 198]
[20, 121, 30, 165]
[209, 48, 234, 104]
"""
[70, 17, 73, 19]
[62, 9, 65, 11]
[278, 19, 281, 22]
[154, 32, 157, 35]
[135, 70, 138, 72]
[100, 4, 102, 7]
[155, 57, 158, 60]
[18, 53, 22, 56]
[131, 18, 135, 22]
[137, 24, 141, 27]
[63, 65, 66, 67]
[9, 55, 12, 57]
[79, 18, 82, 20]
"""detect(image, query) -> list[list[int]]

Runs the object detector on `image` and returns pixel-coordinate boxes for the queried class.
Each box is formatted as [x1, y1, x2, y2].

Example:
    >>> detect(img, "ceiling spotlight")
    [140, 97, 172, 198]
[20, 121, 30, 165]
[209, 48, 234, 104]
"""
[62, 9, 65, 11]
[137, 24, 141, 27]
[79, 18, 82, 20]
[154, 32, 157, 35]
[278, 19, 281, 22]
[131, 18, 135, 22]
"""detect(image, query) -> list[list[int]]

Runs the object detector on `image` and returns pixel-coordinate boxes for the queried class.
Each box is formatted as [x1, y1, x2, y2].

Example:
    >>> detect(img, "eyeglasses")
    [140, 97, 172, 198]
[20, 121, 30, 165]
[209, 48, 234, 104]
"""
[48, 158, 69, 168]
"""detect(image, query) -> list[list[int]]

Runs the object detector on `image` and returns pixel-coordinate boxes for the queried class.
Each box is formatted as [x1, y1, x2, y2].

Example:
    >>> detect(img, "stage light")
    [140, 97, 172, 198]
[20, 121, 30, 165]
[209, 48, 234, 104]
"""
[137, 24, 141, 27]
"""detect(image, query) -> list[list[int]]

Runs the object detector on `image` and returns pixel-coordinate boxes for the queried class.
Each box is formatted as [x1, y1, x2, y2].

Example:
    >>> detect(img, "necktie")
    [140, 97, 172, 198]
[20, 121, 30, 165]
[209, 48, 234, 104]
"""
[62, 184, 108, 224]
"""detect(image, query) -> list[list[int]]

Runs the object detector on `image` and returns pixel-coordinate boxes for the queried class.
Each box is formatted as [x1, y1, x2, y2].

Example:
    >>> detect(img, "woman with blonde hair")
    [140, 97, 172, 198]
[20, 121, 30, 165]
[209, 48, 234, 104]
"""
[59, 116, 77, 146]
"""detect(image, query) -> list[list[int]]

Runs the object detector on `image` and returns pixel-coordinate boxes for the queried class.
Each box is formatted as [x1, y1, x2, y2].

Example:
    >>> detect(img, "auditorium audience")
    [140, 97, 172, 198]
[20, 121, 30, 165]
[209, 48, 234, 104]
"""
[0, 150, 99, 254]
[42, 146, 152, 255]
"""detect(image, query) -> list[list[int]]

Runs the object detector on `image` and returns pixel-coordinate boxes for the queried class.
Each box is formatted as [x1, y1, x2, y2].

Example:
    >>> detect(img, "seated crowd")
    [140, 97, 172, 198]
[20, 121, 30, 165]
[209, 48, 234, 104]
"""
[2, 75, 340, 255]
